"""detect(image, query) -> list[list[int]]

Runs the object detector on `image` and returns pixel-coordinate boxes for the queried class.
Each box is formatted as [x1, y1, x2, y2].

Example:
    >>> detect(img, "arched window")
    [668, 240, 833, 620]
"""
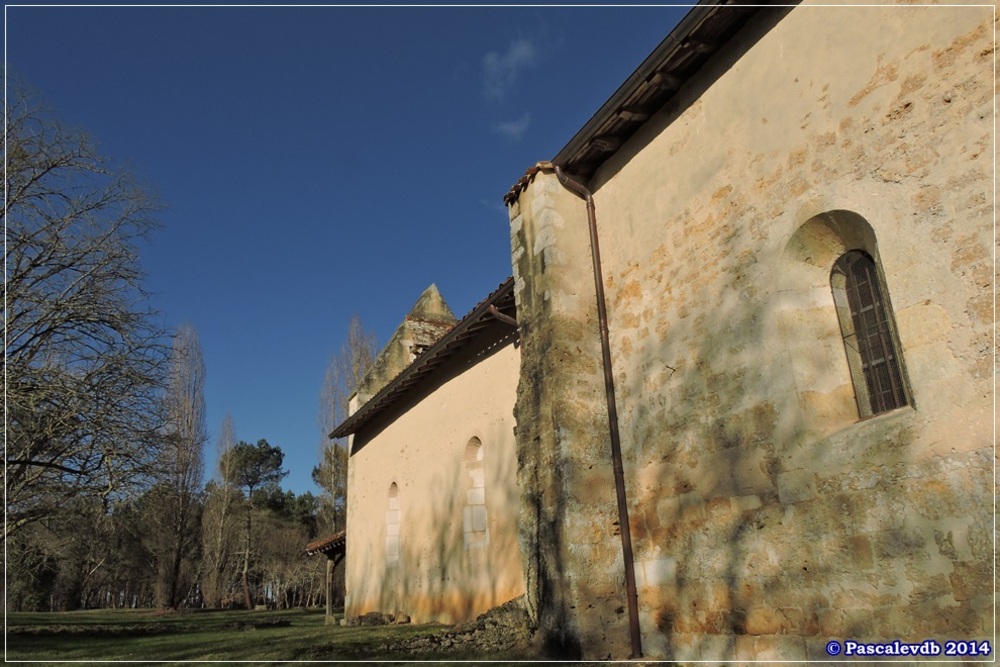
[463, 438, 488, 549]
[830, 250, 909, 417]
[386, 482, 400, 567]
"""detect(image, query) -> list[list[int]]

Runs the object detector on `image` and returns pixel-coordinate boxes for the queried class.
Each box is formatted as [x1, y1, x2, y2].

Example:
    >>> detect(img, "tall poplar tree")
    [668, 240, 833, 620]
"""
[200, 414, 240, 607]
[314, 315, 376, 533]
[150, 324, 206, 607]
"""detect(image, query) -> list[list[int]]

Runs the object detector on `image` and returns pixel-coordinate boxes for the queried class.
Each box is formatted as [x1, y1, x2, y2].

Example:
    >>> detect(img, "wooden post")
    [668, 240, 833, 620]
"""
[325, 557, 334, 625]
[305, 531, 345, 626]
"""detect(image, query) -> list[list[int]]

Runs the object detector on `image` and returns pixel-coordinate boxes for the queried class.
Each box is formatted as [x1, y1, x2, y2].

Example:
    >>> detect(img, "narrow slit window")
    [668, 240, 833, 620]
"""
[463, 438, 488, 550]
[831, 250, 909, 417]
[386, 482, 400, 567]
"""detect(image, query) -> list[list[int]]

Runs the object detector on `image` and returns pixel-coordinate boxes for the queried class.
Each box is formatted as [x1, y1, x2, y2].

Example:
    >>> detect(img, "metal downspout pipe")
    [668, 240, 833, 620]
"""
[488, 304, 519, 328]
[540, 162, 643, 659]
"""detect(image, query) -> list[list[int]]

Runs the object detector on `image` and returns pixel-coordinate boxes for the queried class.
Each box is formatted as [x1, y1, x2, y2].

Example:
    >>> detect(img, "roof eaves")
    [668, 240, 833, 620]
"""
[504, 1, 770, 206]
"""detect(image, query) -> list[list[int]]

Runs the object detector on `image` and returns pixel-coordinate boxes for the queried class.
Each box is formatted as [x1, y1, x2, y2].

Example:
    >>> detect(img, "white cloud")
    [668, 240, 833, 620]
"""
[482, 38, 537, 101]
[479, 198, 508, 214]
[492, 113, 531, 142]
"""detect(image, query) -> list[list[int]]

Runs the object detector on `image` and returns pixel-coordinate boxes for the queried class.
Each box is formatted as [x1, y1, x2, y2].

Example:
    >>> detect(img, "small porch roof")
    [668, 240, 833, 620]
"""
[305, 530, 346, 558]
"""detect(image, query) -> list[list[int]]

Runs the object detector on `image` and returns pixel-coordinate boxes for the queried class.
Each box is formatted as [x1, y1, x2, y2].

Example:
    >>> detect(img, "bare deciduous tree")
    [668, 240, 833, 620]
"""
[254, 491, 321, 610]
[311, 316, 376, 611]
[4, 83, 167, 542]
[314, 315, 376, 533]
[200, 413, 241, 607]
[311, 445, 349, 534]
[319, 315, 377, 436]
[148, 324, 206, 608]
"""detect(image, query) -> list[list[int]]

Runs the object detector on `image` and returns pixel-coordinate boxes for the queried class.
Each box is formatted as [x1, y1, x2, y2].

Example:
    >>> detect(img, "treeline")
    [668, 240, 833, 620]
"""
[7, 464, 333, 612]
[4, 82, 349, 613]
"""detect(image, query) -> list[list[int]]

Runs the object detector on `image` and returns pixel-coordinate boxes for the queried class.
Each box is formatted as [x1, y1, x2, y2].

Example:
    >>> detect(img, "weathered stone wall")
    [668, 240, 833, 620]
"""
[508, 2, 993, 660]
[344, 328, 525, 625]
[352, 285, 456, 409]
[508, 176, 633, 659]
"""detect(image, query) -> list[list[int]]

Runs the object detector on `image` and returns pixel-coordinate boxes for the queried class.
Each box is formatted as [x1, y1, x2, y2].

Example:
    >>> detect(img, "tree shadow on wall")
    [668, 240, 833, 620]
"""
[612, 225, 990, 660]
[382, 417, 523, 627]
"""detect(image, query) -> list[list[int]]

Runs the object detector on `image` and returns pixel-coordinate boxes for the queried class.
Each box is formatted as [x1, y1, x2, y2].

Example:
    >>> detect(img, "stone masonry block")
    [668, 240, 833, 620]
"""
[777, 469, 817, 505]
[753, 635, 807, 661]
[635, 557, 677, 589]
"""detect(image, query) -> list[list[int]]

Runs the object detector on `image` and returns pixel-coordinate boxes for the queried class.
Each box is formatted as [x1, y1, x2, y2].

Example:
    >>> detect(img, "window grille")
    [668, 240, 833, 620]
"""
[832, 251, 909, 416]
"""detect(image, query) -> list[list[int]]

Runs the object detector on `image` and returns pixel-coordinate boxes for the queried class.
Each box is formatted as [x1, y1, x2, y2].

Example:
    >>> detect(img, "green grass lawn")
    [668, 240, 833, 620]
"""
[6, 607, 536, 665]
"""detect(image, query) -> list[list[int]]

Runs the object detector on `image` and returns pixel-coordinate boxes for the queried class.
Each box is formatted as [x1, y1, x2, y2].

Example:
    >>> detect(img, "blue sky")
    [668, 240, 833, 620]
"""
[6, 4, 690, 496]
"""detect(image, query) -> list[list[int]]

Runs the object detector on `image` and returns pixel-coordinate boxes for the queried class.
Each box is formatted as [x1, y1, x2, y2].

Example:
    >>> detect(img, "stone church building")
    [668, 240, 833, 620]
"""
[332, 2, 993, 660]
[332, 281, 526, 625]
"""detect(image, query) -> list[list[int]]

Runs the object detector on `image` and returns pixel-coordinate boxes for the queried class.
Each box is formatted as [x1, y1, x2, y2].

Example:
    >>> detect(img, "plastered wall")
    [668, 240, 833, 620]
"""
[508, 3, 994, 660]
[344, 334, 525, 625]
